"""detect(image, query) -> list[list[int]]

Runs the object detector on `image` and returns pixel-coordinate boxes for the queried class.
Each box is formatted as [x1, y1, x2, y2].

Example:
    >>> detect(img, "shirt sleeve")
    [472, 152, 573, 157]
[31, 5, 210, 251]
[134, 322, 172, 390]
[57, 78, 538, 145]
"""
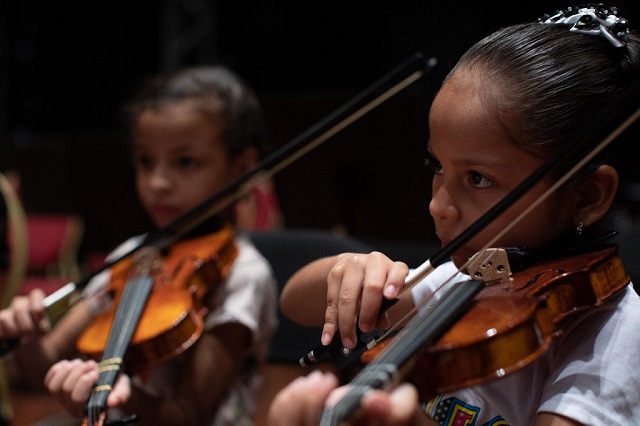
[410, 261, 470, 311]
[538, 285, 640, 425]
[203, 238, 278, 360]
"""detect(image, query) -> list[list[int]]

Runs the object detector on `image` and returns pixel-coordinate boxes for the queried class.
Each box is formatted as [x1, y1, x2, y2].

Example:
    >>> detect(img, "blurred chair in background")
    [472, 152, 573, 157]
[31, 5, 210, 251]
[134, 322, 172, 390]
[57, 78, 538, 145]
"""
[247, 228, 372, 426]
[18, 213, 84, 297]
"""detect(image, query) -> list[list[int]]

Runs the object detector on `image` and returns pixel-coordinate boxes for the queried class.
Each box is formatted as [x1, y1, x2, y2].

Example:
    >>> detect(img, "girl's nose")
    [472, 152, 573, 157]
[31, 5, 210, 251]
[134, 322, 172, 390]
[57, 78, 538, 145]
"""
[429, 185, 460, 222]
[148, 167, 172, 191]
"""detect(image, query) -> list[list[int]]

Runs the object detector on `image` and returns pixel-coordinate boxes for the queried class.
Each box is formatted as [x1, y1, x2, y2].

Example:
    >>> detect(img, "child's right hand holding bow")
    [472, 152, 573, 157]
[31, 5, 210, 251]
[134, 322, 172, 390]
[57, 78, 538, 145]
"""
[281, 251, 413, 351]
[0, 288, 49, 340]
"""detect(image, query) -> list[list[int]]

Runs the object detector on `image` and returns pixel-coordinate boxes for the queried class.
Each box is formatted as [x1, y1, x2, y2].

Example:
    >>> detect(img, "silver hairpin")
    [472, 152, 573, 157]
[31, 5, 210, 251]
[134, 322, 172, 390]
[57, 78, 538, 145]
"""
[539, 3, 630, 48]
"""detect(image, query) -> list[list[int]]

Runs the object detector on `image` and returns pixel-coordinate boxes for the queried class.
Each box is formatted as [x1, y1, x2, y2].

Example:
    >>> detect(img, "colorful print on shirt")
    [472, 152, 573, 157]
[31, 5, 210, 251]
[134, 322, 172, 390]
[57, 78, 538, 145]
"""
[424, 395, 508, 425]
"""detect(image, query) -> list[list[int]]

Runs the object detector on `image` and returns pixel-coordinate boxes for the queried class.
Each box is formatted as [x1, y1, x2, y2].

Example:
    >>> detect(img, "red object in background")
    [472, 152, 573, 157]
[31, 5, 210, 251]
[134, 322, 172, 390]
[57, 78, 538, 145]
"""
[18, 214, 84, 296]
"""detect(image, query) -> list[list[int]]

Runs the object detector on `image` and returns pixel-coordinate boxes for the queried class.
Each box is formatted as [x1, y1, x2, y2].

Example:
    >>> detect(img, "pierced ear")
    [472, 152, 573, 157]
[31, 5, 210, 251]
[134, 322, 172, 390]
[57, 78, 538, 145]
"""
[574, 165, 619, 227]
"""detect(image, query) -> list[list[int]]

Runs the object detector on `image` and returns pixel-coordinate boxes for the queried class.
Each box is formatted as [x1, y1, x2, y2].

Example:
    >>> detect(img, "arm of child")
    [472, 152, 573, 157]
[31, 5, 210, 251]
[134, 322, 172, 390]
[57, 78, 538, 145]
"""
[280, 255, 344, 326]
[280, 251, 414, 350]
[3, 289, 95, 390]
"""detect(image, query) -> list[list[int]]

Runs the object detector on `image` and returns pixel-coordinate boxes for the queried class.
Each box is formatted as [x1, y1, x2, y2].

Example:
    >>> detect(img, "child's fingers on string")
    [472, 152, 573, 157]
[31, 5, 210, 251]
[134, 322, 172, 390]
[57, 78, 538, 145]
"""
[107, 373, 132, 408]
[68, 368, 99, 409]
[45, 359, 98, 417]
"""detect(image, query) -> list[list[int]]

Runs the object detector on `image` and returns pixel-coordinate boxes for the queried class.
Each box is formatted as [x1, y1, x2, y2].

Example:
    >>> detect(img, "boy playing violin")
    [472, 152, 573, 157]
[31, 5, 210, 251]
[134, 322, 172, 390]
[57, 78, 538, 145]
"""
[269, 4, 640, 425]
[1, 66, 278, 425]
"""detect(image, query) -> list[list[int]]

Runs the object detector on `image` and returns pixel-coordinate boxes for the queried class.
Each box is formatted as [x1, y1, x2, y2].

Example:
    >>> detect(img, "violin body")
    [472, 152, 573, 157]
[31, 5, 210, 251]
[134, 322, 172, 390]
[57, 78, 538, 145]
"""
[76, 225, 238, 371]
[410, 244, 629, 400]
[334, 244, 631, 426]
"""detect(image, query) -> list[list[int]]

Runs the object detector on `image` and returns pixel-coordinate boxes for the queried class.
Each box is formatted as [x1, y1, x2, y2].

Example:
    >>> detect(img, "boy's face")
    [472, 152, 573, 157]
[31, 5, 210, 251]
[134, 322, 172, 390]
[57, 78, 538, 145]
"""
[427, 72, 577, 268]
[133, 101, 245, 228]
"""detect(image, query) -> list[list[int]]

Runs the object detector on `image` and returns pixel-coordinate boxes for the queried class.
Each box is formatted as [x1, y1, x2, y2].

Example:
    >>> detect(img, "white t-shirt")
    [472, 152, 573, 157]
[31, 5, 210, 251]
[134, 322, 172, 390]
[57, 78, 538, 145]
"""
[83, 234, 278, 425]
[411, 260, 640, 425]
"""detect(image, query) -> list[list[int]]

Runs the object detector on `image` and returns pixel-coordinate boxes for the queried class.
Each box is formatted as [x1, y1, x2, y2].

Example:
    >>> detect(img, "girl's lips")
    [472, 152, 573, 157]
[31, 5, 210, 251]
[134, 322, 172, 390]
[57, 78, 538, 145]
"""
[151, 204, 179, 215]
[149, 205, 182, 223]
[436, 233, 451, 247]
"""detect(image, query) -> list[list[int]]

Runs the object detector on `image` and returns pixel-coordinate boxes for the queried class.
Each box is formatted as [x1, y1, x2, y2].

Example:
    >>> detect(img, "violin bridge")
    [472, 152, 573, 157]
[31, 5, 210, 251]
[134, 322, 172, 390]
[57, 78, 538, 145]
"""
[465, 248, 513, 285]
[131, 247, 163, 277]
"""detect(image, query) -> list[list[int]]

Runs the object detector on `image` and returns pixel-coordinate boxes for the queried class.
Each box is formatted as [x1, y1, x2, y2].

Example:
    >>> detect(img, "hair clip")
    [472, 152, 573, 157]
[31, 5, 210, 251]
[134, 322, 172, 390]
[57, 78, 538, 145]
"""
[539, 3, 630, 48]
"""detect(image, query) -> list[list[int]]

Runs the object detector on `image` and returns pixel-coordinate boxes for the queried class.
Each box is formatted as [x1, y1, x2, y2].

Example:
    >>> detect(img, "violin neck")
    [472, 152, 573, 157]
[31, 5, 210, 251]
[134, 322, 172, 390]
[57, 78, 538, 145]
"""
[85, 273, 155, 424]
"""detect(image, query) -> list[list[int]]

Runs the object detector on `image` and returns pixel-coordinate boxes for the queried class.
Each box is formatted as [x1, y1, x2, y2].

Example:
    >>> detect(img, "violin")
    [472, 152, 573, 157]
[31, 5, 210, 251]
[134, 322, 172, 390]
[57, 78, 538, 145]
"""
[78, 223, 237, 425]
[321, 243, 630, 425]
[77, 223, 237, 370]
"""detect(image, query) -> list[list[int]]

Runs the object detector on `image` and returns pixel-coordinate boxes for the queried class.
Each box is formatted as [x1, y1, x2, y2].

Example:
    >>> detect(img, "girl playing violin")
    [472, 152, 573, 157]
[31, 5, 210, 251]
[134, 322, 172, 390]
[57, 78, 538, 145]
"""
[1, 66, 278, 425]
[269, 4, 640, 425]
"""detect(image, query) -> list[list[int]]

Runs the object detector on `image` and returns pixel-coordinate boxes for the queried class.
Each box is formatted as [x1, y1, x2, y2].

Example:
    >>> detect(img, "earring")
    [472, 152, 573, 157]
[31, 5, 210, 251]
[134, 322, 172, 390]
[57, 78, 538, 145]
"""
[576, 221, 584, 236]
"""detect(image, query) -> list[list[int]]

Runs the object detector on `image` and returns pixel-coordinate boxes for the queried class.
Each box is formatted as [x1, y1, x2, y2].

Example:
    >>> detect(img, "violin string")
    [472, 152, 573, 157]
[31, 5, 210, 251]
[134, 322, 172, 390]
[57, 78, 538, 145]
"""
[371, 104, 640, 348]
[372, 248, 498, 345]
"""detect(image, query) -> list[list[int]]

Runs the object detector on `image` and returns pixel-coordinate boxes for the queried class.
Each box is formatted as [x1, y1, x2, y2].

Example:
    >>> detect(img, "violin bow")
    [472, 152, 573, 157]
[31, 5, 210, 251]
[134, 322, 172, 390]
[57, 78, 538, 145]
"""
[0, 52, 437, 356]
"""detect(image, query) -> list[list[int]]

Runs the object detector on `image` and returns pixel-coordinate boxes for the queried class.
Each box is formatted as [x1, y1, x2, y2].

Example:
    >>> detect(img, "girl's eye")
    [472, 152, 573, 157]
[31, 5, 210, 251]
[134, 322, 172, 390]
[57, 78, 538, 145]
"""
[134, 154, 153, 171]
[469, 171, 493, 189]
[176, 156, 199, 169]
[423, 155, 443, 174]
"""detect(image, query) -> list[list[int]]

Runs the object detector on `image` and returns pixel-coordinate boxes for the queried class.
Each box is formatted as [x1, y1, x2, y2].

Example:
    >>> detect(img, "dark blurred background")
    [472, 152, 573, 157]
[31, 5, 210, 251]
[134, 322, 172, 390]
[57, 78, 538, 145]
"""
[0, 1, 638, 265]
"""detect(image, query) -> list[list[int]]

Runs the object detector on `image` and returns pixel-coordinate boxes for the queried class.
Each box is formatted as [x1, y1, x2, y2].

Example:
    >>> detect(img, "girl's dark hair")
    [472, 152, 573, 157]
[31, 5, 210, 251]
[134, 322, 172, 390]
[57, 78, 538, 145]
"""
[449, 20, 640, 183]
[124, 66, 268, 158]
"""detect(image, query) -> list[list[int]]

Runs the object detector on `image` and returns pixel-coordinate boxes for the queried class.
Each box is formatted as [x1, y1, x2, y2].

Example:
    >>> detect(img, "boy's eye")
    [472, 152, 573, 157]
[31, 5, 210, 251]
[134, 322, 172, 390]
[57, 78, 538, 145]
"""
[469, 171, 493, 189]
